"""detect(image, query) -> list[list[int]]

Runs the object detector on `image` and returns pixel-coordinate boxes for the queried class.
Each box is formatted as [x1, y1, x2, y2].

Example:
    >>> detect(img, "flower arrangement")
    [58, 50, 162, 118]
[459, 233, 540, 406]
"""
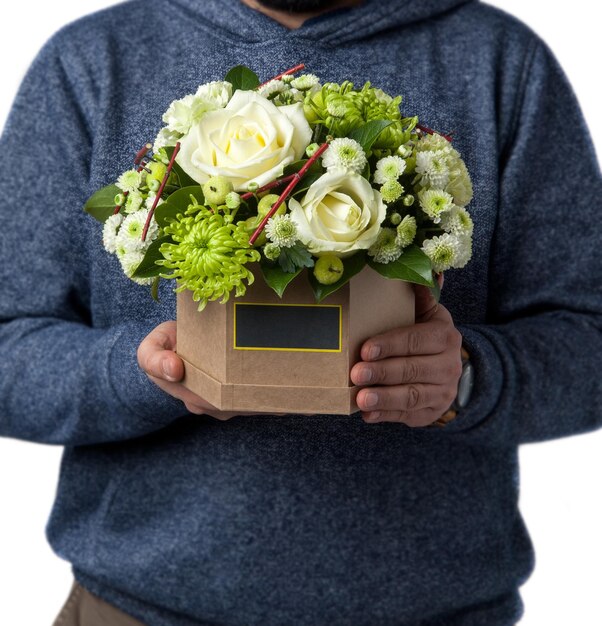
[85, 65, 474, 310]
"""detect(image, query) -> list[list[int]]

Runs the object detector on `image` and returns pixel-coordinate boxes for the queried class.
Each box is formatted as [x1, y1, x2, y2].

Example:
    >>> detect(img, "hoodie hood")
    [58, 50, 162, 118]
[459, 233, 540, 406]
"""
[168, 0, 476, 44]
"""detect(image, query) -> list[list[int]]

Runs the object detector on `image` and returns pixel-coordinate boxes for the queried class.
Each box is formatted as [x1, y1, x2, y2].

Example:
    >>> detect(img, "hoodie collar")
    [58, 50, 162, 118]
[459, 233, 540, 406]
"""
[168, 0, 476, 44]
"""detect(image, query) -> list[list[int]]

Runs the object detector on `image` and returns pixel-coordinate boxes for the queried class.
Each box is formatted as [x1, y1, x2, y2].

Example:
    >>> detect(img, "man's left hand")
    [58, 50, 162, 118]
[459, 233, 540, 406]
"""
[350, 280, 463, 426]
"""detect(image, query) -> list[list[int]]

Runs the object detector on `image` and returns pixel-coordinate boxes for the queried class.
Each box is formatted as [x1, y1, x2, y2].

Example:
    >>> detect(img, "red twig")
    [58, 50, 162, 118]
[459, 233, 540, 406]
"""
[417, 124, 454, 143]
[248, 142, 329, 246]
[259, 63, 305, 87]
[142, 142, 181, 241]
[240, 174, 297, 201]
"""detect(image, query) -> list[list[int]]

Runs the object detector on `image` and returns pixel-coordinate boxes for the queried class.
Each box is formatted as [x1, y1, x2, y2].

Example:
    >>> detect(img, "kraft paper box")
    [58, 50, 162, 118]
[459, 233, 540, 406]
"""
[177, 266, 415, 415]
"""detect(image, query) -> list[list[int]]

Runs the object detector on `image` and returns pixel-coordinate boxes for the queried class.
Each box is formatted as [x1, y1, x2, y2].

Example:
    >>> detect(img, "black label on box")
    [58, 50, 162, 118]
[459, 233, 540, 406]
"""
[234, 303, 342, 352]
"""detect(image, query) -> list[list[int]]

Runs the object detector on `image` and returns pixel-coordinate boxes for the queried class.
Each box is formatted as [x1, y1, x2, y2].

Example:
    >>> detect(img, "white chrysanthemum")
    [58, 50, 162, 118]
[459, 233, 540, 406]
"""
[290, 74, 320, 91]
[396, 215, 417, 249]
[416, 133, 454, 154]
[265, 214, 299, 248]
[422, 233, 471, 272]
[418, 189, 454, 223]
[115, 209, 158, 254]
[145, 192, 165, 210]
[368, 228, 403, 264]
[322, 138, 367, 174]
[374, 156, 407, 185]
[162, 94, 217, 134]
[102, 213, 124, 254]
[446, 160, 474, 207]
[258, 79, 287, 99]
[153, 127, 181, 154]
[115, 247, 154, 285]
[195, 81, 232, 108]
[415, 150, 451, 189]
[288, 87, 306, 103]
[116, 169, 142, 194]
[124, 191, 144, 214]
[440, 206, 474, 238]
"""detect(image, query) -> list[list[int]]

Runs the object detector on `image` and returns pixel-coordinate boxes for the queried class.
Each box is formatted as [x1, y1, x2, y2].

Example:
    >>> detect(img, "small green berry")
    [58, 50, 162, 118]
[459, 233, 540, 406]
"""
[148, 179, 161, 192]
[257, 194, 286, 218]
[202, 176, 234, 205]
[146, 161, 167, 185]
[313, 255, 344, 285]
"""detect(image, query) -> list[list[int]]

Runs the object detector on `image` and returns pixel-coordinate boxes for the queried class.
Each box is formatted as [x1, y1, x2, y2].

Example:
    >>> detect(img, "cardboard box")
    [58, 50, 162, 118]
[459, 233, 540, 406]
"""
[177, 265, 415, 415]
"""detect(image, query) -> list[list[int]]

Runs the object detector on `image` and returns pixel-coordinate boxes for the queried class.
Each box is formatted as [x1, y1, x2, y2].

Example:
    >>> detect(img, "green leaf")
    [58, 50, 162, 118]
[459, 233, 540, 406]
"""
[348, 120, 393, 154]
[164, 185, 205, 213]
[84, 184, 121, 223]
[277, 244, 314, 274]
[225, 65, 260, 92]
[154, 202, 182, 229]
[164, 146, 198, 188]
[260, 263, 303, 298]
[308, 252, 367, 303]
[132, 235, 173, 278]
[151, 276, 161, 302]
[367, 245, 434, 287]
[290, 172, 322, 198]
[283, 159, 323, 177]
[429, 273, 441, 303]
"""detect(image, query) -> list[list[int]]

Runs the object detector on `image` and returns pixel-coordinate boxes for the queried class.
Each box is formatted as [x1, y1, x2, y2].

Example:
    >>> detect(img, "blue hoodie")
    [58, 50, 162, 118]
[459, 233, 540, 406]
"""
[1, 1, 601, 624]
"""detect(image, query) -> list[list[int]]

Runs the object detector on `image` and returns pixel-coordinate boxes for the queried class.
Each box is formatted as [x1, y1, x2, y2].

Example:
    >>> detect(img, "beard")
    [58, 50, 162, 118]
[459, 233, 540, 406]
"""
[255, 0, 347, 11]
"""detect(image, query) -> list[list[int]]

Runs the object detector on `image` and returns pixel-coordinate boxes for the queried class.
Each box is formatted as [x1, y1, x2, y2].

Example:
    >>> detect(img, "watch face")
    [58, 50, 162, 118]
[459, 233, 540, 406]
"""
[456, 361, 474, 409]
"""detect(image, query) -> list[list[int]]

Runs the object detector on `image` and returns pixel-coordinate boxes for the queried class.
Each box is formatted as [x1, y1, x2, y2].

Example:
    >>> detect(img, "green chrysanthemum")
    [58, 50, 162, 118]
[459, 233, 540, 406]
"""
[159, 208, 261, 311]
[396, 215, 417, 249]
[380, 179, 404, 204]
[368, 227, 403, 264]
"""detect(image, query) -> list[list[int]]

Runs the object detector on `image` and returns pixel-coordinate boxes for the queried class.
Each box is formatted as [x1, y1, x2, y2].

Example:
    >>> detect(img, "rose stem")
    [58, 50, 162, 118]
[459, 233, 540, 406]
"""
[259, 63, 305, 87]
[248, 141, 329, 246]
[113, 144, 154, 215]
[416, 124, 454, 143]
[142, 142, 181, 241]
[239, 174, 297, 201]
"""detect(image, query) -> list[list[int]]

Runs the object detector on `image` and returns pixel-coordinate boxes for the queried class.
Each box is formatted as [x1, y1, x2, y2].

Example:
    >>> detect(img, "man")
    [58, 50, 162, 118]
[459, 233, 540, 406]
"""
[0, 1, 600, 625]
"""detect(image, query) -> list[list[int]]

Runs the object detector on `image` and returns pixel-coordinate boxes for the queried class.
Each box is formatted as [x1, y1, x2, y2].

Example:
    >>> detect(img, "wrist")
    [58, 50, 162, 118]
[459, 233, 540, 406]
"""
[432, 347, 473, 427]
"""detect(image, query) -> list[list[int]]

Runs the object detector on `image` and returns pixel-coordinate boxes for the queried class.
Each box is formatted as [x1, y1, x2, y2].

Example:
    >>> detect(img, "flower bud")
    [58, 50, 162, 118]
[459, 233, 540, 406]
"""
[263, 243, 281, 261]
[225, 192, 241, 210]
[114, 193, 126, 206]
[306, 143, 320, 158]
[148, 179, 161, 192]
[403, 194, 416, 207]
[390, 212, 402, 226]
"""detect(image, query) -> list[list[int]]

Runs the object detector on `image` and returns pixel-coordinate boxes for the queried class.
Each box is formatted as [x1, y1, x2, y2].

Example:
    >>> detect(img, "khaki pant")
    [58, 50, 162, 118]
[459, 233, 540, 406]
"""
[53, 582, 146, 626]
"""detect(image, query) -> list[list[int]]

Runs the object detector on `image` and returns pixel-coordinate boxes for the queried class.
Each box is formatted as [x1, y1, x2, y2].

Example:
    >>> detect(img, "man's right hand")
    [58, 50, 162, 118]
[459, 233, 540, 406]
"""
[137, 321, 242, 421]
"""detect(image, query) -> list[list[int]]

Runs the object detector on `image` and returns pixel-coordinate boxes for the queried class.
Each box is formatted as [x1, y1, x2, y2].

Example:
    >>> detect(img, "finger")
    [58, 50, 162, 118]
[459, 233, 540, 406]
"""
[350, 353, 462, 387]
[138, 322, 184, 382]
[356, 383, 450, 413]
[361, 320, 452, 361]
[414, 273, 444, 322]
[362, 408, 444, 427]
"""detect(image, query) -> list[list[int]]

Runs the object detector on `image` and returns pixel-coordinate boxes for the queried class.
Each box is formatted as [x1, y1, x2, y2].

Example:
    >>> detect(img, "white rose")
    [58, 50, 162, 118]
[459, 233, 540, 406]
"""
[289, 170, 387, 258]
[195, 81, 232, 108]
[176, 90, 312, 191]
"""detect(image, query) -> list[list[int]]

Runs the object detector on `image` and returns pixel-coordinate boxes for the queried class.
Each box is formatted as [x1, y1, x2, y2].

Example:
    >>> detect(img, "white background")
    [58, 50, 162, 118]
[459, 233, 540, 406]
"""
[0, 1, 600, 625]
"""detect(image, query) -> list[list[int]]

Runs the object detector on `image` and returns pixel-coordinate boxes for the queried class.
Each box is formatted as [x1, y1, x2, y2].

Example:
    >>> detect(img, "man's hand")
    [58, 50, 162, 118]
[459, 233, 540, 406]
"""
[350, 278, 463, 426]
[137, 321, 244, 421]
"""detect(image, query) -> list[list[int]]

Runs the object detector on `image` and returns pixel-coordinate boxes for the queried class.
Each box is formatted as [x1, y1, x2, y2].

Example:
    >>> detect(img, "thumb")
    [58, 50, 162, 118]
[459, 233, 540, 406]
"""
[414, 273, 444, 322]
[137, 321, 184, 382]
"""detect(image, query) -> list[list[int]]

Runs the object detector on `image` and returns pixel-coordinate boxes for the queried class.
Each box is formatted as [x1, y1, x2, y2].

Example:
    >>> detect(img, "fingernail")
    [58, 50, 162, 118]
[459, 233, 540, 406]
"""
[364, 392, 379, 408]
[357, 368, 373, 384]
[162, 360, 177, 381]
[368, 345, 381, 360]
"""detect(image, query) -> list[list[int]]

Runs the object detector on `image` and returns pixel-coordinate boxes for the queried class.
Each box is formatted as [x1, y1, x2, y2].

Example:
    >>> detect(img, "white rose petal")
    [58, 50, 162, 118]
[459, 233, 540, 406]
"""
[289, 170, 386, 258]
[176, 90, 312, 191]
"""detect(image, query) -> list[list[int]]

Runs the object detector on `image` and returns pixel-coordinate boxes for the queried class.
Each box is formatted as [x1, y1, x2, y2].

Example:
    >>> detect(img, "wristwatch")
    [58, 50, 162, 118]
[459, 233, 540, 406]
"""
[432, 347, 474, 427]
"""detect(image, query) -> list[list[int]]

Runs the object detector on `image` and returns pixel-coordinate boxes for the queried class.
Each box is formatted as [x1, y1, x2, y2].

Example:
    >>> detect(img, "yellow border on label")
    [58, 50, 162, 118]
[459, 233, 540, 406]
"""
[233, 302, 343, 353]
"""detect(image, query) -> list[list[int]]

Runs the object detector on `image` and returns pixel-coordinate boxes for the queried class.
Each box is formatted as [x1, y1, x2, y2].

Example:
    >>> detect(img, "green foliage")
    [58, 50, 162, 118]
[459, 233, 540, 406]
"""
[278, 244, 314, 274]
[348, 120, 393, 154]
[367, 245, 434, 287]
[225, 65, 260, 92]
[308, 252, 367, 302]
[260, 263, 304, 298]
[84, 184, 121, 223]
[132, 236, 173, 278]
